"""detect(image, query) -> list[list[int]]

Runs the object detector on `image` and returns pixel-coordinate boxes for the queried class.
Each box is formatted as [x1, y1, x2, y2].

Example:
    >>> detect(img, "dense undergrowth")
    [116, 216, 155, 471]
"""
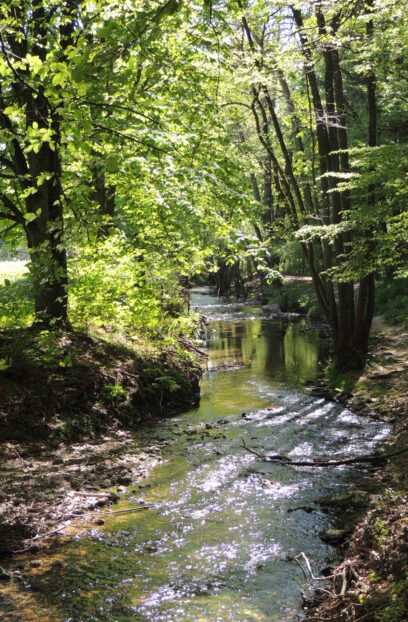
[375, 279, 408, 326]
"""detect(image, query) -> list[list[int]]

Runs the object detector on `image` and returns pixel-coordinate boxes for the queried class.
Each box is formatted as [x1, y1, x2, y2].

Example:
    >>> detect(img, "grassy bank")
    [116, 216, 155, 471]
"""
[0, 258, 202, 444]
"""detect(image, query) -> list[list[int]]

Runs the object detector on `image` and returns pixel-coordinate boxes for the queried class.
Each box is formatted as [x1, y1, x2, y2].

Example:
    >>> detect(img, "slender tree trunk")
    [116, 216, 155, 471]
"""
[0, 0, 78, 327]
[91, 155, 116, 238]
[354, 0, 377, 359]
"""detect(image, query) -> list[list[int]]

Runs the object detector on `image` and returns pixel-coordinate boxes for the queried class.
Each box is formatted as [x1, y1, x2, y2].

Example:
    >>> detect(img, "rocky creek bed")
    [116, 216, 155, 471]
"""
[0, 294, 407, 621]
[0, 327, 202, 559]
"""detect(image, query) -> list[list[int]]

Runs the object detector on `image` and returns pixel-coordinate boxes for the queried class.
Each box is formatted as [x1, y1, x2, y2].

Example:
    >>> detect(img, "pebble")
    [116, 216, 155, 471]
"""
[117, 475, 132, 485]
[0, 567, 11, 581]
[29, 560, 42, 568]
[94, 518, 105, 526]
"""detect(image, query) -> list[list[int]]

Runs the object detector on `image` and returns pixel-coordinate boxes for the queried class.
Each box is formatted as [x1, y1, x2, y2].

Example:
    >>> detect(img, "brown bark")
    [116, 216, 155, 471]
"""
[0, 2, 79, 326]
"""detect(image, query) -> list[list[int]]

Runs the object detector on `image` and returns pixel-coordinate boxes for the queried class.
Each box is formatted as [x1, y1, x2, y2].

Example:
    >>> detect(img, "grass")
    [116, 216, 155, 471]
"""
[0, 259, 28, 280]
[0, 259, 34, 328]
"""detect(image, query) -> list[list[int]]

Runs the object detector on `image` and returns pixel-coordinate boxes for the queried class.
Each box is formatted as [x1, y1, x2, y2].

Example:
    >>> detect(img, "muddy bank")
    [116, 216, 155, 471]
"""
[0, 432, 167, 558]
[0, 328, 202, 557]
[303, 320, 408, 622]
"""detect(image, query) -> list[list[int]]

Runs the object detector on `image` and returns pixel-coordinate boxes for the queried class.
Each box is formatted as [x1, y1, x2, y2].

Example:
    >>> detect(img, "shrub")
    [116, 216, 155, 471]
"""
[375, 279, 408, 325]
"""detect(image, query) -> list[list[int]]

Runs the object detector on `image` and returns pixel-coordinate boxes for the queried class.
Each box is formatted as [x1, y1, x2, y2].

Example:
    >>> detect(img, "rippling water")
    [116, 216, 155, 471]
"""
[1, 288, 391, 621]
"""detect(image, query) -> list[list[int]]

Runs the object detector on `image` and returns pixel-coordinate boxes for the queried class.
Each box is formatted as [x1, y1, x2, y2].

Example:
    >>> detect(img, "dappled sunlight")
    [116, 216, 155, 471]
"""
[1, 290, 392, 621]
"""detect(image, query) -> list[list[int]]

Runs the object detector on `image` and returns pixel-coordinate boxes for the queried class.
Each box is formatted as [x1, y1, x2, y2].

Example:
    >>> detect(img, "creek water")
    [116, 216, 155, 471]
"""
[1, 288, 391, 622]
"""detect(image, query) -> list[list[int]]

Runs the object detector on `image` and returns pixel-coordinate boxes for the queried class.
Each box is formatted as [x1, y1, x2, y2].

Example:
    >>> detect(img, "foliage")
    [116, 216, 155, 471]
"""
[375, 279, 408, 326]
[0, 262, 34, 328]
[0, 0, 407, 367]
[278, 241, 307, 277]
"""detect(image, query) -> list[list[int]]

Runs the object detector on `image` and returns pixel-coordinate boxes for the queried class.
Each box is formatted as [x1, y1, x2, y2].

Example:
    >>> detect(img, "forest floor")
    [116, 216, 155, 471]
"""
[0, 328, 202, 558]
[304, 317, 408, 622]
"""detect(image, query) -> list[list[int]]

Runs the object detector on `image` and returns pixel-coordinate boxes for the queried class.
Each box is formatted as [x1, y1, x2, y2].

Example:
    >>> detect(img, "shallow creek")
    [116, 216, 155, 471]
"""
[1, 288, 391, 621]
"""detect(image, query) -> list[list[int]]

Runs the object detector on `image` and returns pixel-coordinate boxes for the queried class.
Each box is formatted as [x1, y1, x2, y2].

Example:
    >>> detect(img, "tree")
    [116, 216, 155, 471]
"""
[0, 1, 81, 324]
[215, 0, 383, 368]
[0, 0, 185, 326]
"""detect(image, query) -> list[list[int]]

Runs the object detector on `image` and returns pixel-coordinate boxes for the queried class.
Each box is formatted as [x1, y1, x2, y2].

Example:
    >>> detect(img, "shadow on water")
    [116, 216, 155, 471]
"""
[0, 288, 391, 622]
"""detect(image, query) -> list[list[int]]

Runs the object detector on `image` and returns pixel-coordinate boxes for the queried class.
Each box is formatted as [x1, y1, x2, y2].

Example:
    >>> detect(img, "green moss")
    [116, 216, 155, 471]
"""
[326, 361, 362, 396]
[377, 578, 408, 621]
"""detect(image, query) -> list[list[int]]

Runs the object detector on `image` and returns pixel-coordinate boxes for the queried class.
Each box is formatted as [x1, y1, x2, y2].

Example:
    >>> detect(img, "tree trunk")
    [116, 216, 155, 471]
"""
[353, 0, 377, 358]
[25, 150, 68, 326]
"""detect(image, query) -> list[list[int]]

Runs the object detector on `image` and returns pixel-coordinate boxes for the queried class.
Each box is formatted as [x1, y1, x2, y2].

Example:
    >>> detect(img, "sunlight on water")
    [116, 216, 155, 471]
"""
[1, 287, 391, 622]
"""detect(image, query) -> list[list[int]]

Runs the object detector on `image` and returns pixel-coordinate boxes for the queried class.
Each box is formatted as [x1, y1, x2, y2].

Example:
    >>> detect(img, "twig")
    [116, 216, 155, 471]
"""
[176, 336, 208, 357]
[13, 448, 29, 464]
[99, 504, 152, 516]
[295, 552, 336, 581]
[15, 522, 69, 553]
[241, 437, 265, 458]
[75, 491, 113, 498]
[294, 555, 309, 580]
[340, 568, 347, 597]
[315, 587, 336, 597]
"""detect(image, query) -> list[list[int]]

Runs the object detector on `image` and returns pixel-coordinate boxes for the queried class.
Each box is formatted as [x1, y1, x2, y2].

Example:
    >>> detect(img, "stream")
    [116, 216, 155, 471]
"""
[1, 288, 391, 622]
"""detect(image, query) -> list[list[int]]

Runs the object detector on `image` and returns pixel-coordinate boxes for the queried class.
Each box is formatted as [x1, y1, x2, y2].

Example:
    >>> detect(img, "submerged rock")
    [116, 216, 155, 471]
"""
[29, 560, 42, 568]
[320, 489, 370, 512]
[94, 518, 105, 526]
[319, 527, 349, 545]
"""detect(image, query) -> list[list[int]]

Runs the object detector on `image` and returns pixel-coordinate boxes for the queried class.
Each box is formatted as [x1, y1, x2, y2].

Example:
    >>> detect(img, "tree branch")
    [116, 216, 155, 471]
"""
[241, 437, 407, 467]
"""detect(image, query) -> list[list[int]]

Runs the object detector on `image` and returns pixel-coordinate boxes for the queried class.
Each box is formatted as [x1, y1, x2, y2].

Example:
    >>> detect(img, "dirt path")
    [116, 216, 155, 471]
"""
[304, 318, 408, 622]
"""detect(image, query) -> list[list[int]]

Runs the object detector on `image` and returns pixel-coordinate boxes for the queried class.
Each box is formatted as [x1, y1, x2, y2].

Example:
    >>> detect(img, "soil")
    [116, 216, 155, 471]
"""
[303, 319, 408, 622]
[0, 327, 202, 557]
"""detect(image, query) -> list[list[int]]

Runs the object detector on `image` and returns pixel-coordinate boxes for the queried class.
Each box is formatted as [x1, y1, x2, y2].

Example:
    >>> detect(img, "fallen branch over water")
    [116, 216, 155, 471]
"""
[241, 437, 408, 467]
[176, 336, 208, 357]
[295, 552, 336, 582]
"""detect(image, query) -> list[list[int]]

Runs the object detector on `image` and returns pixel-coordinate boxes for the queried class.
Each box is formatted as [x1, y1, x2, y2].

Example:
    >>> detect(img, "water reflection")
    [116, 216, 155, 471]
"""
[0, 288, 390, 622]
[208, 317, 319, 386]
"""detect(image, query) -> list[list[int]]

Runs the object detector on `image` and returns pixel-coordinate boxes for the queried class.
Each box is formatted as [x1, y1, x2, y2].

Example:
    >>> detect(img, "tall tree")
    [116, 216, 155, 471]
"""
[0, 1, 80, 324]
[225, 0, 381, 368]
